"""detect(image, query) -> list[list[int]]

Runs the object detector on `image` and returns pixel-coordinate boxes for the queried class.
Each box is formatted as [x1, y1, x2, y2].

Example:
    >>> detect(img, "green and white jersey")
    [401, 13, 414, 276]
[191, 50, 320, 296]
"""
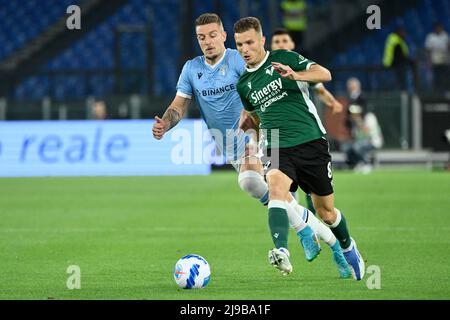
[236, 49, 326, 148]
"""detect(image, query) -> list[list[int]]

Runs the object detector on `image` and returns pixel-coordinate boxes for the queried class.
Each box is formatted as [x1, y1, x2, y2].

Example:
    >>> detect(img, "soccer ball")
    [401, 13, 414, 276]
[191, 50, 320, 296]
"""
[173, 254, 211, 289]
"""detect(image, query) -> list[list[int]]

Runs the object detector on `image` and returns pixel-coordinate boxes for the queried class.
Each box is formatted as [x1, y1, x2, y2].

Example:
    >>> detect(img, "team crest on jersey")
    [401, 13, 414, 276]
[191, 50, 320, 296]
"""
[219, 66, 226, 76]
[265, 65, 274, 76]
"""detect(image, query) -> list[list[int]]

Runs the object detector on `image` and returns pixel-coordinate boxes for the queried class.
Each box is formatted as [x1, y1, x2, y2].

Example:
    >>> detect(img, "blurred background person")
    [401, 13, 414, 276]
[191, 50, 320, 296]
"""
[341, 77, 383, 173]
[344, 77, 366, 152]
[92, 100, 108, 120]
[383, 25, 415, 91]
[425, 22, 450, 91]
[346, 77, 366, 108]
[280, 0, 308, 54]
[342, 104, 383, 174]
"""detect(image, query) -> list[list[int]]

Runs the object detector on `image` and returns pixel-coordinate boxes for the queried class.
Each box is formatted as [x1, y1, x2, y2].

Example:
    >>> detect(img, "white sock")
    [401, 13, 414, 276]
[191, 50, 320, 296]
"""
[328, 208, 342, 228]
[238, 170, 269, 205]
[285, 199, 307, 232]
[289, 199, 337, 246]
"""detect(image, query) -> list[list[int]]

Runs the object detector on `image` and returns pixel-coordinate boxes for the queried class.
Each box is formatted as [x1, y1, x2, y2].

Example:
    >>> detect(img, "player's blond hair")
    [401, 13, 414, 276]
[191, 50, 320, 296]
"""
[195, 13, 224, 31]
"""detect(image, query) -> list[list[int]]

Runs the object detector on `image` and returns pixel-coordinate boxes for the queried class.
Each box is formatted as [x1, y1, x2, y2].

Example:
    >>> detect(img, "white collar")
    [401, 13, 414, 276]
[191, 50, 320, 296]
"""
[204, 49, 227, 69]
[246, 51, 270, 72]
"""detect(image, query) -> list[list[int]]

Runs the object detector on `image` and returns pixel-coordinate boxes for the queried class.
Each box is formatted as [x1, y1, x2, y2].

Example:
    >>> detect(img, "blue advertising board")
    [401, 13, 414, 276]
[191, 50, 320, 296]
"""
[0, 119, 217, 177]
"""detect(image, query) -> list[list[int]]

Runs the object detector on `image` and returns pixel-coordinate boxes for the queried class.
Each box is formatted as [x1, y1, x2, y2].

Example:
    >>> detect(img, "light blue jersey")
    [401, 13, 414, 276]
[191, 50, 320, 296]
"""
[176, 49, 247, 162]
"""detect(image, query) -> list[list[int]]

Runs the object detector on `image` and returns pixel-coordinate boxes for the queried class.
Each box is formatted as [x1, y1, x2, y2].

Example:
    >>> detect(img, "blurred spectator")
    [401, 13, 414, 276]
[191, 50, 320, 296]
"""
[345, 77, 366, 134]
[92, 100, 108, 120]
[117, 104, 130, 119]
[383, 26, 415, 91]
[346, 77, 366, 108]
[425, 22, 450, 91]
[342, 104, 383, 174]
[280, 0, 307, 53]
[341, 78, 383, 173]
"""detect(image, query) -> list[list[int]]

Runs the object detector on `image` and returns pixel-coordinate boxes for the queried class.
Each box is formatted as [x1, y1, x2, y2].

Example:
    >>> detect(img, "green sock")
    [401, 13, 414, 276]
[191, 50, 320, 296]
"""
[268, 205, 289, 249]
[330, 210, 352, 249]
[305, 193, 316, 215]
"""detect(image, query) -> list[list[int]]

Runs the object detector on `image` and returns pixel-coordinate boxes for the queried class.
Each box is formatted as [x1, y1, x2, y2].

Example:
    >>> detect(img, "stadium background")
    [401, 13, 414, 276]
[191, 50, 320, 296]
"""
[0, 0, 449, 300]
[0, 0, 449, 165]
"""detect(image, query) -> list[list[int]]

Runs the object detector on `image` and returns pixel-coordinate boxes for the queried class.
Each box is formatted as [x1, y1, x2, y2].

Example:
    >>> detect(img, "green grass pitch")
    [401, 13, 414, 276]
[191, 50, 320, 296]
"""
[0, 170, 449, 300]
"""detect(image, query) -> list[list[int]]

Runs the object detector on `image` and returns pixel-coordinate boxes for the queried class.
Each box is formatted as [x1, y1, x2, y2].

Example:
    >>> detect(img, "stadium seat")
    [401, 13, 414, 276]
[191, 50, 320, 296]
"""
[329, 0, 447, 92]
[10, 0, 449, 99]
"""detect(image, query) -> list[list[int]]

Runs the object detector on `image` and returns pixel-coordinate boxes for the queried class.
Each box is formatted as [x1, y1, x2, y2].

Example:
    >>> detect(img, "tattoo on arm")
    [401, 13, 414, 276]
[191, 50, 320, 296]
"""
[162, 107, 181, 130]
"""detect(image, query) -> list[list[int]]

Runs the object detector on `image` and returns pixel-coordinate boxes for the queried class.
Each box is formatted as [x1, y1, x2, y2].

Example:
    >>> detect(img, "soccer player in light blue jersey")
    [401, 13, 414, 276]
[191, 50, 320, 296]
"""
[152, 13, 350, 278]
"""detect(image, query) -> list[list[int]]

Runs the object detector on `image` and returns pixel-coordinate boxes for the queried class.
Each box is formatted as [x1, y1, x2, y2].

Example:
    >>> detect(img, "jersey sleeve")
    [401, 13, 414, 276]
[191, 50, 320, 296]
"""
[176, 61, 193, 99]
[275, 50, 316, 72]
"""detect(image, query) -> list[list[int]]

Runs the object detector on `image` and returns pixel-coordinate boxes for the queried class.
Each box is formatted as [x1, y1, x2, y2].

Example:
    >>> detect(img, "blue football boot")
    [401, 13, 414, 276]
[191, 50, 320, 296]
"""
[297, 225, 321, 262]
[330, 241, 352, 278]
[342, 238, 365, 280]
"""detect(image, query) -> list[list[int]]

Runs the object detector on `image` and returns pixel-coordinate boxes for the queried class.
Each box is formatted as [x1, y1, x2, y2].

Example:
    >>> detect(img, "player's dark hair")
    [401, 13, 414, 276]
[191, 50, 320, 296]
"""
[195, 13, 223, 30]
[233, 17, 262, 35]
[271, 28, 292, 38]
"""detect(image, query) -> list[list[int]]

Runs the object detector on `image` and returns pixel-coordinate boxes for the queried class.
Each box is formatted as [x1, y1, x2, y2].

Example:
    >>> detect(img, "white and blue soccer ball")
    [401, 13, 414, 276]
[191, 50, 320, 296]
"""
[173, 254, 211, 289]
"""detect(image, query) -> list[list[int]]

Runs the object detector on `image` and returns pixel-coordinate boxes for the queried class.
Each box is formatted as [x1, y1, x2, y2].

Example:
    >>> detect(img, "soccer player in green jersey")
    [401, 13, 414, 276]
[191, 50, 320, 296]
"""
[153, 13, 351, 277]
[270, 28, 343, 216]
[234, 17, 365, 280]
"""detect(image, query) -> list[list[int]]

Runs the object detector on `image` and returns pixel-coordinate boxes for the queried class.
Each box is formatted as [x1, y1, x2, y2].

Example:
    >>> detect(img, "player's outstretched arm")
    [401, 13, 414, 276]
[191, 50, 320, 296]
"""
[152, 95, 190, 140]
[315, 85, 343, 114]
[272, 62, 332, 83]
